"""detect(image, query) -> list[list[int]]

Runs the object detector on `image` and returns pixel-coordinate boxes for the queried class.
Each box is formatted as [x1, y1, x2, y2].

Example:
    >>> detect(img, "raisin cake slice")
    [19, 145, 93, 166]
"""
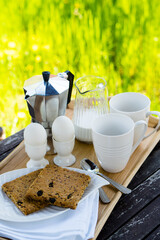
[25, 165, 91, 209]
[2, 169, 49, 215]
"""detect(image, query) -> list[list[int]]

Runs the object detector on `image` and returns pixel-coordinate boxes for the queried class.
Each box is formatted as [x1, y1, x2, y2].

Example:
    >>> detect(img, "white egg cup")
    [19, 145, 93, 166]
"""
[52, 136, 76, 167]
[25, 142, 49, 168]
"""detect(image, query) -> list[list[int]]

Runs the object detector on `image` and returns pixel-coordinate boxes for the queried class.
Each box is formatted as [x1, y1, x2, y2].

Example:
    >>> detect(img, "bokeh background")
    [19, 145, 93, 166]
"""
[0, 0, 160, 137]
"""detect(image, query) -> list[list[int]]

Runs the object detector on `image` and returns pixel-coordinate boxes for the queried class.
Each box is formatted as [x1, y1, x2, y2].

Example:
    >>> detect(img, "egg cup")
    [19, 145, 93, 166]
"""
[25, 142, 49, 168]
[52, 137, 76, 167]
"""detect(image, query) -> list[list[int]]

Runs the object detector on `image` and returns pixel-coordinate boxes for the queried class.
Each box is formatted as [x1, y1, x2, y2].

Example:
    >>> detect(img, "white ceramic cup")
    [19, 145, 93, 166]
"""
[92, 113, 147, 173]
[109, 92, 160, 140]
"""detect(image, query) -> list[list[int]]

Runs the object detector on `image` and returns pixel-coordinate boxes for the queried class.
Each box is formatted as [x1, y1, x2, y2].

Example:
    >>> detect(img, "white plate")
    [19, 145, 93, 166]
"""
[0, 167, 108, 222]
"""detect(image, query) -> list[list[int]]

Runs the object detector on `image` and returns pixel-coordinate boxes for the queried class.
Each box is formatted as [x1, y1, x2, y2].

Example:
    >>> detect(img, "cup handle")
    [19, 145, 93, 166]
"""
[131, 120, 147, 154]
[144, 111, 160, 139]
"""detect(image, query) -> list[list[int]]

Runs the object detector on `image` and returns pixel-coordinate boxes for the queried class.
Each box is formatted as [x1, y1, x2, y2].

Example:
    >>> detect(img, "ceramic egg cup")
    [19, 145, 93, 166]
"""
[52, 137, 76, 167]
[25, 142, 49, 168]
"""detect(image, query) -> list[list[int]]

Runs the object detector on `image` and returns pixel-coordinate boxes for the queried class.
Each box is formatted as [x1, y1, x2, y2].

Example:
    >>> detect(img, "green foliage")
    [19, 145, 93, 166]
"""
[0, 0, 160, 137]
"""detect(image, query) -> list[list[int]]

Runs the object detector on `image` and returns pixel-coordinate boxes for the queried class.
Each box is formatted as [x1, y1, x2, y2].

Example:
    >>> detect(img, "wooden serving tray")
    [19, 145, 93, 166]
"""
[0, 102, 160, 240]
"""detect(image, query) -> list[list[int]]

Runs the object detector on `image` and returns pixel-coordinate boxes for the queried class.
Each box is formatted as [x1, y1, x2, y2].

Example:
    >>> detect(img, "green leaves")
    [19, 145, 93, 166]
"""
[0, 0, 160, 136]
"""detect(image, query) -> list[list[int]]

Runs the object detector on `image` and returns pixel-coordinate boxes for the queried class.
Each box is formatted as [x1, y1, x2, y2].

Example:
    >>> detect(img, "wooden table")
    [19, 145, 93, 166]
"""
[0, 107, 160, 239]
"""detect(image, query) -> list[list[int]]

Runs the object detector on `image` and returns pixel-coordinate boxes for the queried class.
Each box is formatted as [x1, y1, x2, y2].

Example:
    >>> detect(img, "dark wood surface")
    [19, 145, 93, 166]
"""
[0, 131, 160, 240]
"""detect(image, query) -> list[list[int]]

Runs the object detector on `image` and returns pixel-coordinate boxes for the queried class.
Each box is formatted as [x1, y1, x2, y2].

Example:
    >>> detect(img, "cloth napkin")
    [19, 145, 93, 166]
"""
[0, 190, 99, 240]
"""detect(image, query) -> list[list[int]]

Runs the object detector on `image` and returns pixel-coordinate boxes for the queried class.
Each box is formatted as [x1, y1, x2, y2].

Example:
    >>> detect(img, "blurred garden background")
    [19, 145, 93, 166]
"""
[0, 0, 160, 137]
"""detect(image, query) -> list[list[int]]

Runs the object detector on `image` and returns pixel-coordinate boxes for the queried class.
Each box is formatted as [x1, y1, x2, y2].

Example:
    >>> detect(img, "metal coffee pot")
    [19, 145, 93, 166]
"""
[23, 70, 74, 136]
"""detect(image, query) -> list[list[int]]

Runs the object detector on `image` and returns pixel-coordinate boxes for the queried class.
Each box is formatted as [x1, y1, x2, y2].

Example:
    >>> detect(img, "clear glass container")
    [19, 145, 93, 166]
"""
[73, 76, 108, 143]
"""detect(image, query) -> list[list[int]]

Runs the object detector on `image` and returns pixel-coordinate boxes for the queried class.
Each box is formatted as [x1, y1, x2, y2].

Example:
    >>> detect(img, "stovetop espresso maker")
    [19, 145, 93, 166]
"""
[23, 70, 74, 136]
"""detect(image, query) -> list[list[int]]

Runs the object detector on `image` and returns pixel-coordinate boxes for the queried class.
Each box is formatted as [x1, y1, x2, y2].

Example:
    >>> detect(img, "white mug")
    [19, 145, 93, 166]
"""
[109, 92, 160, 139]
[92, 113, 147, 173]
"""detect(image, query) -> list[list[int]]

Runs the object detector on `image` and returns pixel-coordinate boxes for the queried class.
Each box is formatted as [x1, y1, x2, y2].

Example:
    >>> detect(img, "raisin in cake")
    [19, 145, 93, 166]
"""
[25, 165, 91, 209]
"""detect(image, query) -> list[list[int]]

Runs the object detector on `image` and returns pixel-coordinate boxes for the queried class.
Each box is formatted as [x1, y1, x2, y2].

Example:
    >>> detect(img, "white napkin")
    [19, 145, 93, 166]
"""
[0, 190, 99, 240]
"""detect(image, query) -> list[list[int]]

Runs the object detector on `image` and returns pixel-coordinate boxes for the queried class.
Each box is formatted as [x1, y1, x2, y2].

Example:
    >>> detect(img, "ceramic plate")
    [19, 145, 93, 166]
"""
[0, 167, 108, 222]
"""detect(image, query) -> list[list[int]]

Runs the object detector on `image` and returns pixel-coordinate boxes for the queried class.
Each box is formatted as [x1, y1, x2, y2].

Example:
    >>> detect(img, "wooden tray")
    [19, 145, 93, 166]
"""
[1, 102, 160, 240]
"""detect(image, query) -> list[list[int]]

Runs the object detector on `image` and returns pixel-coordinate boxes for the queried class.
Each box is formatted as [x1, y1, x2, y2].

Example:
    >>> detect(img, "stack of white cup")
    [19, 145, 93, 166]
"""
[92, 92, 160, 173]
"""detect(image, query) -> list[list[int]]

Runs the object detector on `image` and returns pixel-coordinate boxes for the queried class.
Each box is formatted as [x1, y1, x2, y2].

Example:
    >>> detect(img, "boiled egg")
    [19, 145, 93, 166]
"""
[52, 116, 75, 142]
[24, 123, 47, 146]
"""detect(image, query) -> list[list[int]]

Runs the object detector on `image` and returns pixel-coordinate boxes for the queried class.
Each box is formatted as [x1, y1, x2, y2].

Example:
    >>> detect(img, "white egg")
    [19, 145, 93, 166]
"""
[24, 123, 47, 146]
[52, 116, 75, 142]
